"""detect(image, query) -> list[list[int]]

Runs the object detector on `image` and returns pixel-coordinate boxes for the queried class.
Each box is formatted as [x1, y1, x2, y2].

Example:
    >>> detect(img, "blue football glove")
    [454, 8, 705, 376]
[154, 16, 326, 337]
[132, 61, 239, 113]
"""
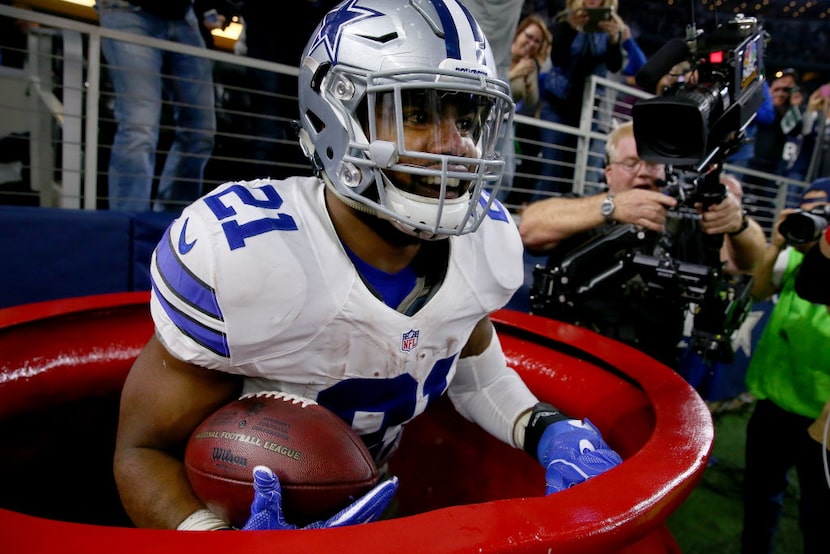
[241, 465, 398, 531]
[537, 418, 622, 494]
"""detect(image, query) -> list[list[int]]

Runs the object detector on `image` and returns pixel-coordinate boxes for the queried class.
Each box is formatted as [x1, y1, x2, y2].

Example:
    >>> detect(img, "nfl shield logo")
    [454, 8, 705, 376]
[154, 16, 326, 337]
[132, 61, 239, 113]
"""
[401, 329, 419, 352]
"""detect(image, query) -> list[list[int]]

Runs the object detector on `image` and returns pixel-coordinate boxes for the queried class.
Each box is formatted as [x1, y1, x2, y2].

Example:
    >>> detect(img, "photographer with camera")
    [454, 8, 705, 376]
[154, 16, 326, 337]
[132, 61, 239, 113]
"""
[519, 121, 765, 370]
[741, 178, 830, 553]
[781, 83, 830, 184]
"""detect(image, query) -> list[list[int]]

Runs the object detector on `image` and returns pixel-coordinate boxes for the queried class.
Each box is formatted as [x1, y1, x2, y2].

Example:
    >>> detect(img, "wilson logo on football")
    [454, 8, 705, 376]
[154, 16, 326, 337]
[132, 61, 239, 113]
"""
[211, 447, 248, 467]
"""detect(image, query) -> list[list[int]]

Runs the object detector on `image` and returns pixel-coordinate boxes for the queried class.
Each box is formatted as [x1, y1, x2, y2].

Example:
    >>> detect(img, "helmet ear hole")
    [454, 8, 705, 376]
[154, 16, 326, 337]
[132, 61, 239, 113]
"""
[306, 110, 325, 135]
[310, 62, 331, 93]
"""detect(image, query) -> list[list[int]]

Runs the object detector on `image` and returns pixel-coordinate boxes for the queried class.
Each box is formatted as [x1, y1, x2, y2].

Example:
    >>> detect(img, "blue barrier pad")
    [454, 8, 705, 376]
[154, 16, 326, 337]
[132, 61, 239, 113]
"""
[131, 211, 177, 292]
[0, 206, 131, 308]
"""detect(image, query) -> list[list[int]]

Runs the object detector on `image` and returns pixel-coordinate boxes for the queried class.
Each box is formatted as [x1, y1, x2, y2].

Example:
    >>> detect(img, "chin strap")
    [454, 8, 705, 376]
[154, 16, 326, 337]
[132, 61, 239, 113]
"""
[320, 172, 378, 217]
[323, 171, 448, 241]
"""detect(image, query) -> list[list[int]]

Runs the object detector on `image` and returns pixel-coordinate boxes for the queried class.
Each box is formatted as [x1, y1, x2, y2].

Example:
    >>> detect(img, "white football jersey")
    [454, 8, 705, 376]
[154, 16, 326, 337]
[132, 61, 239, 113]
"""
[150, 177, 523, 461]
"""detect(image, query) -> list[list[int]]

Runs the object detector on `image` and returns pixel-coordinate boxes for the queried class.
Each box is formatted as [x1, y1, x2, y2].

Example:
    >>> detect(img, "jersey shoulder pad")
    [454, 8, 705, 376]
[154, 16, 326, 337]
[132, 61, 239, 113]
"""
[151, 177, 349, 366]
[454, 199, 524, 309]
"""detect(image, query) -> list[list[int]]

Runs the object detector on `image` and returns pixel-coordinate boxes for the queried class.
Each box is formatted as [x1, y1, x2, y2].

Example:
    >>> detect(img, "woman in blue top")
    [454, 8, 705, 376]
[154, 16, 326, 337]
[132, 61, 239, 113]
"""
[533, 0, 624, 198]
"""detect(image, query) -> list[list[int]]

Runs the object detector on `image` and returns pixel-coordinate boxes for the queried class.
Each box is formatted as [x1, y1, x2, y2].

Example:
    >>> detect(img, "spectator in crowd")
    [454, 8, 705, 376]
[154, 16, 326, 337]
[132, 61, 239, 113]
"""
[604, 17, 647, 121]
[741, 179, 830, 554]
[192, 0, 237, 50]
[501, 12, 552, 205]
[653, 60, 690, 96]
[519, 121, 765, 369]
[617, 19, 646, 85]
[726, 79, 775, 182]
[509, 14, 552, 118]
[741, 68, 805, 220]
[234, 0, 336, 180]
[96, 0, 217, 212]
[112, 0, 621, 531]
[781, 82, 830, 183]
[0, 0, 29, 68]
[532, 0, 624, 198]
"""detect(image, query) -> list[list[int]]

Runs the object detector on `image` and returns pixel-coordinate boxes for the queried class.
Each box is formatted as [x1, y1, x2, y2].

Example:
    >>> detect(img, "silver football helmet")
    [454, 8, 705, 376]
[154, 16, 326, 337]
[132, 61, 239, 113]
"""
[297, 0, 514, 239]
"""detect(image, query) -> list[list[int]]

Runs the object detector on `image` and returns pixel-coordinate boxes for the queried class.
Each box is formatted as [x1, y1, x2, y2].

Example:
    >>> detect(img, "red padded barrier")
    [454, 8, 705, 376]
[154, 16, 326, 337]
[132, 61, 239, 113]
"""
[0, 293, 711, 553]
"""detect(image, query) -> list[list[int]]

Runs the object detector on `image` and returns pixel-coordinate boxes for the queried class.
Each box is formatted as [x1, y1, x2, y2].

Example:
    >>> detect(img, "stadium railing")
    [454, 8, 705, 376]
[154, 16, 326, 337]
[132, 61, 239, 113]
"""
[0, 3, 815, 237]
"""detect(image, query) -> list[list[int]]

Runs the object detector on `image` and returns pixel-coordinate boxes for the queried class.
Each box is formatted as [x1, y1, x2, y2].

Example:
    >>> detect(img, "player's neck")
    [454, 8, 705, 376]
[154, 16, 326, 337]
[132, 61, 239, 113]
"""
[326, 189, 420, 274]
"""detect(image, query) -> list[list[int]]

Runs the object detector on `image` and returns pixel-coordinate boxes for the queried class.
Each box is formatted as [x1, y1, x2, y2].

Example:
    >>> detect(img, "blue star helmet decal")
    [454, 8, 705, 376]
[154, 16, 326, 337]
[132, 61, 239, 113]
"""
[309, 0, 384, 63]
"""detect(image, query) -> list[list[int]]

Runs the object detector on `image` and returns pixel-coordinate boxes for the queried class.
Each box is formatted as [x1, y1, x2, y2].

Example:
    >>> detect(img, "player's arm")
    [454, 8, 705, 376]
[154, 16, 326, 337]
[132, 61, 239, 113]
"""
[113, 334, 242, 529]
[451, 317, 537, 447]
[450, 317, 621, 493]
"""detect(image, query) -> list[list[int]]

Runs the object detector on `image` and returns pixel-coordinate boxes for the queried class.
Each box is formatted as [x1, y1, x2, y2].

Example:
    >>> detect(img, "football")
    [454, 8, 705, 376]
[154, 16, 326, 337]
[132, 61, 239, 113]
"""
[184, 391, 378, 528]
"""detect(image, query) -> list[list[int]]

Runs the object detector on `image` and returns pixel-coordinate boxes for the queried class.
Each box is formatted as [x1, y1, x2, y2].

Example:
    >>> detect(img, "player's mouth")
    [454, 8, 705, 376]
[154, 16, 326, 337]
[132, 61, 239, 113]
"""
[411, 175, 468, 199]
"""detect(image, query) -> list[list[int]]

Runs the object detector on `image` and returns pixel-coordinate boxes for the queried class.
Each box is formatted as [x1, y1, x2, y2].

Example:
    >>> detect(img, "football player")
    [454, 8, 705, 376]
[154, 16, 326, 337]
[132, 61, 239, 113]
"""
[113, 0, 621, 531]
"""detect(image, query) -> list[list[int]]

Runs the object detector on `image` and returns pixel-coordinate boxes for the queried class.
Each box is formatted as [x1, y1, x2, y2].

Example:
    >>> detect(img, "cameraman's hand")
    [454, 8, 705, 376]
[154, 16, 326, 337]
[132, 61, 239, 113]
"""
[612, 188, 677, 232]
[699, 192, 743, 235]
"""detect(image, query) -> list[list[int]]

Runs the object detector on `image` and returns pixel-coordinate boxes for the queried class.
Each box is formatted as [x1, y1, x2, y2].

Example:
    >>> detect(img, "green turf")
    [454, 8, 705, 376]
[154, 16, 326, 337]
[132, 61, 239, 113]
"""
[666, 401, 804, 553]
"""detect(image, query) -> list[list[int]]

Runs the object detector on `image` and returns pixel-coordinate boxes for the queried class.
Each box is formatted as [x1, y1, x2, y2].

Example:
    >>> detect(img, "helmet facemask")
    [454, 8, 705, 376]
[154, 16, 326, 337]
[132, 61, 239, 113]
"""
[315, 64, 513, 239]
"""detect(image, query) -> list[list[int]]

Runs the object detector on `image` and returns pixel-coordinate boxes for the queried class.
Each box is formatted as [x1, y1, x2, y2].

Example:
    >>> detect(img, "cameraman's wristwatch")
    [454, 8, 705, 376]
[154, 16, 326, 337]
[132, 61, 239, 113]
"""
[728, 210, 749, 236]
[600, 192, 616, 222]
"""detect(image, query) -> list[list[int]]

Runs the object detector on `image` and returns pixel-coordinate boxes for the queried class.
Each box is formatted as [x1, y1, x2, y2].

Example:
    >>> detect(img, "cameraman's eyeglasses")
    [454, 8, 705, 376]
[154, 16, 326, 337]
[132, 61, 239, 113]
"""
[610, 158, 665, 175]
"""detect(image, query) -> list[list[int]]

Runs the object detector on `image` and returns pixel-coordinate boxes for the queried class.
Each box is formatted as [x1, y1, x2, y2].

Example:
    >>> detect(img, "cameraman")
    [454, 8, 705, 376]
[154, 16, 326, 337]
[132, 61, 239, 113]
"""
[794, 176, 830, 306]
[519, 121, 765, 369]
[741, 179, 830, 553]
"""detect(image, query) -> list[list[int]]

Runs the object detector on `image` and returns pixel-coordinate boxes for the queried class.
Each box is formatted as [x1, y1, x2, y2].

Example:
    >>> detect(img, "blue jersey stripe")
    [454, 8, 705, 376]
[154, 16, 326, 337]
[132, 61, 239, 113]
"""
[155, 227, 223, 320]
[152, 281, 230, 357]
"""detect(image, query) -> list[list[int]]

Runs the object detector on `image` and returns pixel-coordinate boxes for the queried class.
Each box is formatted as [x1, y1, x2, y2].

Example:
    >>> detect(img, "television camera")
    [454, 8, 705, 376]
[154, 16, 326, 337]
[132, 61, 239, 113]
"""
[632, 13, 767, 264]
[530, 15, 767, 363]
[632, 13, 767, 170]
[529, 216, 754, 363]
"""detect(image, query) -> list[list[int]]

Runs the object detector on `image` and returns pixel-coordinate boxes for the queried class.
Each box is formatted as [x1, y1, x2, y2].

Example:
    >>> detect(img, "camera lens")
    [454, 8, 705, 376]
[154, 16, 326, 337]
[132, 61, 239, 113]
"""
[779, 210, 829, 244]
